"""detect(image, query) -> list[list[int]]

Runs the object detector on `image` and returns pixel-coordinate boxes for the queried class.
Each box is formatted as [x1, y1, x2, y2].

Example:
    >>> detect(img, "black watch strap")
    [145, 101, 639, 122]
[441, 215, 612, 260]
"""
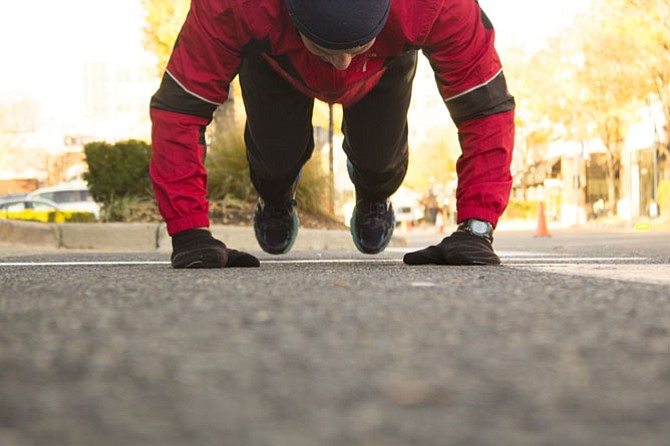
[457, 218, 494, 242]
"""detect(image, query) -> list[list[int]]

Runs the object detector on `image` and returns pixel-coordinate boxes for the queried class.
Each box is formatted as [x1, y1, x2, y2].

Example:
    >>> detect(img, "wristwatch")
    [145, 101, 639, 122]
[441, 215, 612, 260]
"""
[458, 218, 494, 242]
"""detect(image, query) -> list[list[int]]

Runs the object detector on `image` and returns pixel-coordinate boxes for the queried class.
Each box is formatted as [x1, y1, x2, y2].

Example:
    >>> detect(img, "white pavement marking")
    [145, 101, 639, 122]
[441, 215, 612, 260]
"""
[0, 259, 403, 267]
[0, 261, 171, 266]
[1, 254, 667, 287]
[512, 264, 670, 286]
[0, 253, 652, 267]
[499, 251, 670, 286]
[261, 258, 402, 264]
[375, 249, 668, 286]
[503, 257, 648, 263]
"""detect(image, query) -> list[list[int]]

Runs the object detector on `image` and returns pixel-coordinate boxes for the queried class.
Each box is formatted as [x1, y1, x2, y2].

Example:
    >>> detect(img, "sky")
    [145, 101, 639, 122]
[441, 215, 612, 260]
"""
[0, 0, 147, 111]
[479, 0, 593, 54]
[0, 0, 591, 116]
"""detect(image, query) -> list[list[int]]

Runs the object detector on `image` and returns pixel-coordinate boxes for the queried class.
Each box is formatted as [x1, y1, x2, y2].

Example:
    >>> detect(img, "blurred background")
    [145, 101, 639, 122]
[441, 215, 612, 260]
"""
[0, 0, 668, 228]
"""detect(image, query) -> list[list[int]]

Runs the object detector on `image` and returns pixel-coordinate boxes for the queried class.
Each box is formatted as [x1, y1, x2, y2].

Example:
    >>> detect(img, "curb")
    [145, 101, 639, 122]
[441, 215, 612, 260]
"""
[0, 219, 60, 249]
[0, 219, 407, 252]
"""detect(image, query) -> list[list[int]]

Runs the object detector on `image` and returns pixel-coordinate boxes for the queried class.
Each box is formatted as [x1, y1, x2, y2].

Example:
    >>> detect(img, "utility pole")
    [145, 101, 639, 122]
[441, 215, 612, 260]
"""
[649, 98, 660, 217]
[328, 103, 335, 214]
[651, 129, 660, 218]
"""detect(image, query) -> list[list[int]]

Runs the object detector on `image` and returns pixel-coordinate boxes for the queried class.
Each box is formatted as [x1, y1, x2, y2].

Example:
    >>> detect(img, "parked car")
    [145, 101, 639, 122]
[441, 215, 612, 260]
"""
[0, 193, 28, 203]
[27, 181, 100, 219]
[2, 197, 61, 223]
[0, 197, 96, 223]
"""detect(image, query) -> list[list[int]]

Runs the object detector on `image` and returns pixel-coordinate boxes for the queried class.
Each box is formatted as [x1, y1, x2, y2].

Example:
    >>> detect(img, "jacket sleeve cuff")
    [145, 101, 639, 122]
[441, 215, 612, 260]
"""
[166, 213, 211, 236]
[456, 207, 502, 229]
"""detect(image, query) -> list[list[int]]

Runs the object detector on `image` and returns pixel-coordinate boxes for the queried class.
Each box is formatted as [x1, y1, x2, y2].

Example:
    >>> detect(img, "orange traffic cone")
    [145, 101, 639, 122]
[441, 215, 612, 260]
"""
[534, 202, 551, 237]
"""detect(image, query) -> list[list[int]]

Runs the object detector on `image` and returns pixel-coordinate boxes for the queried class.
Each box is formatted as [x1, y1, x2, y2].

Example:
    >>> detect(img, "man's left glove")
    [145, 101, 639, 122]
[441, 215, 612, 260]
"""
[403, 230, 501, 266]
[171, 229, 260, 268]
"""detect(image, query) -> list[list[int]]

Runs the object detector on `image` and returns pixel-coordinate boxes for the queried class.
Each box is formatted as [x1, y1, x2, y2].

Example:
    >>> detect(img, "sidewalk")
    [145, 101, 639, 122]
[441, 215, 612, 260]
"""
[495, 215, 670, 233]
[2, 214, 667, 252]
[394, 215, 670, 236]
[0, 219, 408, 252]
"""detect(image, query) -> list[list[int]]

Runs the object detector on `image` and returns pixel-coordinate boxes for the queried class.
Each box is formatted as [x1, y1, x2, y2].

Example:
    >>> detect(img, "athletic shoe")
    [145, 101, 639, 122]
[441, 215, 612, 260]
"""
[253, 198, 299, 254]
[350, 198, 395, 254]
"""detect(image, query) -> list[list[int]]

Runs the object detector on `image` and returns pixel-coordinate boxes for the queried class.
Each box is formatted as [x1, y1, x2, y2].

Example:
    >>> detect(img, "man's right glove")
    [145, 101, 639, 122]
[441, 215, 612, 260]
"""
[403, 230, 501, 266]
[171, 229, 260, 269]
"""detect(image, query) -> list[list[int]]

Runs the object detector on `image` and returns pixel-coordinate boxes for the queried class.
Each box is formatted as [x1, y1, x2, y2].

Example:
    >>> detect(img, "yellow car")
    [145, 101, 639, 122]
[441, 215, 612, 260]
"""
[0, 197, 95, 223]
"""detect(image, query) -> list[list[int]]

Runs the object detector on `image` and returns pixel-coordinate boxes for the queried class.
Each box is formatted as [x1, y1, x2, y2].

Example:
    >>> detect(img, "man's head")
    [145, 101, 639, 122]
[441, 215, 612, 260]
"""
[300, 36, 376, 70]
[286, 0, 391, 50]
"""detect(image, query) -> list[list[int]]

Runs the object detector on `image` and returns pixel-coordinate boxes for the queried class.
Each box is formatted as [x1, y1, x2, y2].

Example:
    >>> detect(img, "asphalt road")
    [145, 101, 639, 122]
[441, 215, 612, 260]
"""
[1, 229, 669, 446]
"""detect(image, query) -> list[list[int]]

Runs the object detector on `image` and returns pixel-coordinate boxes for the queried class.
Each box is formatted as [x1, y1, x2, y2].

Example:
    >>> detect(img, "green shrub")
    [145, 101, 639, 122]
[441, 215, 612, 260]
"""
[83, 140, 153, 206]
[205, 127, 256, 202]
[295, 152, 331, 216]
[205, 122, 332, 216]
[99, 195, 142, 223]
[63, 212, 97, 223]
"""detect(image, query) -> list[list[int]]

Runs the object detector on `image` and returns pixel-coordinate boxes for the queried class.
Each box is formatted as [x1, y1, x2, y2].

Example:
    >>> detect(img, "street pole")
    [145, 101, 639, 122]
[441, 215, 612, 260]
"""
[651, 140, 659, 217]
[328, 103, 335, 214]
[648, 97, 660, 217]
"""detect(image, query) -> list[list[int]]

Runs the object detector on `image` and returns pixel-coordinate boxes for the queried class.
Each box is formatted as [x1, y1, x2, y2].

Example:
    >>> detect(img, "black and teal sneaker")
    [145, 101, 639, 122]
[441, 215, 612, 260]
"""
[253, 198, 299, 254]
[350, 198, 395, 254]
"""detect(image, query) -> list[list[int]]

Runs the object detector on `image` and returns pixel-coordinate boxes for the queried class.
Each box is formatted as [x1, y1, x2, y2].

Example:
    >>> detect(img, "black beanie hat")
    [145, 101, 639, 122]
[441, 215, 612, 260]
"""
[286, 0, 391, 50]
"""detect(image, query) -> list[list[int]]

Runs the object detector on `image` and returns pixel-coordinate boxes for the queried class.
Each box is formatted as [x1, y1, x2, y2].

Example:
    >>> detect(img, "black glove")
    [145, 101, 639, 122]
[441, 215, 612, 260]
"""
[403, 231, 501, 266]
[171, 229, 260, 268]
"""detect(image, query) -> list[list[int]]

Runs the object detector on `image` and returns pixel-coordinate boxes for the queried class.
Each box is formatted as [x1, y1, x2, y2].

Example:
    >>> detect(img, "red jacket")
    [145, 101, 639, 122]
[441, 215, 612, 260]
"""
[151, 0, 515, 235]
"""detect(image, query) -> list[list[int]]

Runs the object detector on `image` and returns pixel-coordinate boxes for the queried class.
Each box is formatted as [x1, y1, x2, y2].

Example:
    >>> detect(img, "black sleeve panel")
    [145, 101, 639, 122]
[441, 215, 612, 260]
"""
[150, 72, 219, 120]
[445, 71, 515, 126]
